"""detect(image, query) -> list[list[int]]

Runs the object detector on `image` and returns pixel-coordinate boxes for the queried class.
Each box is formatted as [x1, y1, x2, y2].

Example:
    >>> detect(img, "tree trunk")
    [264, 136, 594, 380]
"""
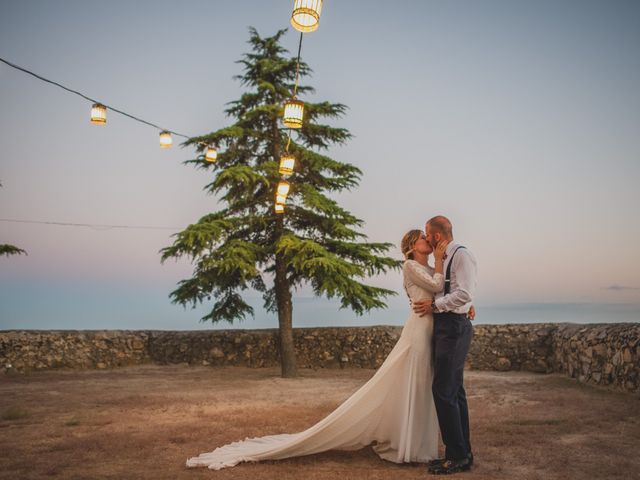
[274, 248, 297, 377]
[271, 117, 297, 378]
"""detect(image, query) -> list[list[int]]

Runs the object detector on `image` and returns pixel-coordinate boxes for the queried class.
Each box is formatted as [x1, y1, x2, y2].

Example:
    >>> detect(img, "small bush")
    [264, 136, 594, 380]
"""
[1, 406, 29, 420]
[65, 418, 80, 427]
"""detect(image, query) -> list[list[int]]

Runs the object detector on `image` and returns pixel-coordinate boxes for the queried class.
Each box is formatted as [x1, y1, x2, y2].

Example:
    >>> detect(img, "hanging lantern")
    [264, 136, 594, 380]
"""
[277, 181, 291, 197]
[159, 131, 172, 148]
[283, 98, 304, 128]
[90, 103, 107, 125]
[275, 203, 285, 214]
[205, 146, 217, 162]
[276, 194, 287, 205]
[291, 0, 323, 33]
[279, 154, 296, 175]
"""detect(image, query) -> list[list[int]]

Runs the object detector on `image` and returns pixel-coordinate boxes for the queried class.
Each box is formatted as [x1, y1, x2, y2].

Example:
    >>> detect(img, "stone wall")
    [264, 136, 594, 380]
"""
[1, 323, 638, 393]
[0, 330, 151, 370]
[551, 324, 639, 392]
[148, 326, 401, 369]
[467, 324, 556, 373]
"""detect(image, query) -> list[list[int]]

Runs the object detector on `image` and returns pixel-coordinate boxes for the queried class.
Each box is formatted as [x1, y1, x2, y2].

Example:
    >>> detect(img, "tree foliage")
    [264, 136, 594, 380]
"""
[161, 28, 400, 328]
[0, 244, 27, 257]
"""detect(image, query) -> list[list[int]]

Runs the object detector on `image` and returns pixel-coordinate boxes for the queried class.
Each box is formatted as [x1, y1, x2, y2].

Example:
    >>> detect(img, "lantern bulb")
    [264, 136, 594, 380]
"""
[291, 0, 323, 33]
[283, 98, 304, 129]
[277, 181, 291, 197]
[205, 146, 217, 162]
[279, 154, 296, 175]
[90, 103, 107, 125]
[159, 131, 172, 149]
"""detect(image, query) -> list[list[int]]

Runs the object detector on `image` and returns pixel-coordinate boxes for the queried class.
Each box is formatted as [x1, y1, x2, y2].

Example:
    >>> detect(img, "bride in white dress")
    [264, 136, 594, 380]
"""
[186, 229, 448, 470]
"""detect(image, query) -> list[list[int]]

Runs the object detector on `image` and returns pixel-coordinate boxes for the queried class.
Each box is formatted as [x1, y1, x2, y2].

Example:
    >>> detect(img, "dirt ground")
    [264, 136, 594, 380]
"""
[0, 365, 638, 480]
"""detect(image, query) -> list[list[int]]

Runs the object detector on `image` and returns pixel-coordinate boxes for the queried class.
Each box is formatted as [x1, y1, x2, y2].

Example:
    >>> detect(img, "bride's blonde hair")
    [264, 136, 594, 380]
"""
[400, 229, 424, 260]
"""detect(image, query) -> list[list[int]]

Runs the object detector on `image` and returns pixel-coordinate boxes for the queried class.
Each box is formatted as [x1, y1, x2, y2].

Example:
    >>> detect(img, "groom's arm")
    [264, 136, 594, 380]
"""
[434, 250, 477, 312]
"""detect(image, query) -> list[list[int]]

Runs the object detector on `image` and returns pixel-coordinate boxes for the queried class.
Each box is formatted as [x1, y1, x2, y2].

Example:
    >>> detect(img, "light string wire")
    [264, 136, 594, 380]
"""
[0, 56, 197, 142]
[2, 14, 316, 218]
[0, 218, 181, 231]
[293, 31, 304, 97]
[285, 32, 304, 154]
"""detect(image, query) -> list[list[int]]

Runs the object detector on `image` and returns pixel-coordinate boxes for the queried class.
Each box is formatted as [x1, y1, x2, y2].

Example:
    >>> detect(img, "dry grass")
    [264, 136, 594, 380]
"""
[0, 365, 638, 480]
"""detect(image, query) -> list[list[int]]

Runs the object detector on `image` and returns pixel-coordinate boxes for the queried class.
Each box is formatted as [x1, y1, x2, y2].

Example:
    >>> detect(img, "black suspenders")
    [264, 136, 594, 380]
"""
[444, 246, 466, 295]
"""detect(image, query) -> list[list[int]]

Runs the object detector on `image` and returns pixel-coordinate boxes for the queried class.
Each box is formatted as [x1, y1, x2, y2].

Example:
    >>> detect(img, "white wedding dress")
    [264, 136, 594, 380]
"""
[186, 260, 444, 470]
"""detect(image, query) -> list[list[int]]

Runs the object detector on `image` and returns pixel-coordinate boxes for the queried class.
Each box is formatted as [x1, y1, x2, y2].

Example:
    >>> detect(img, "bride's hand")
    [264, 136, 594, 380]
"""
[433, 240, 448, 262]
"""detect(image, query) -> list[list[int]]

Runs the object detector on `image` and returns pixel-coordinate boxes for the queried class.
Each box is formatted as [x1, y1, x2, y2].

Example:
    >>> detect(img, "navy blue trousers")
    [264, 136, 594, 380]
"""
[432, 312, 473, 460]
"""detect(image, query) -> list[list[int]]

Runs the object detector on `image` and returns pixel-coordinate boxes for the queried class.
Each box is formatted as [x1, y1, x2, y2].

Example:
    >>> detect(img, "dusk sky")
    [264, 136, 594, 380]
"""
[1, 0, 639, 329]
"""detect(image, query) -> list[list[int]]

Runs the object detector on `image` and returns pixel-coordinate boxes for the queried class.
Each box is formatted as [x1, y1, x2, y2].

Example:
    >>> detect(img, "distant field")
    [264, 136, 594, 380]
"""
[0, 365, 638, 479]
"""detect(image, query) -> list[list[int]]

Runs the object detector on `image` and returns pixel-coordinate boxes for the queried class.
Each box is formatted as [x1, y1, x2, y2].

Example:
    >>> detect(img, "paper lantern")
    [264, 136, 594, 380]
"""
[279, 154, 296, 175]
[159, 131, 172, 148]
[205, 146, 217, 162]
[276, 194, 287, 205]
[277, 181, 291, 197]
[275, 203, 285, 214]
[291, 0, 323, 33]
[283, 98, 304, 128]
[90, 103, 107, 125]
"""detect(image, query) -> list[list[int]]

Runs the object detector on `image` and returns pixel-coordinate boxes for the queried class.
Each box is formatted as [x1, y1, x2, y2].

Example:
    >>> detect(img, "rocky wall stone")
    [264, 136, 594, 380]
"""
[1, 323, 638, 393]
[468, 324, 556, 373]
[0, 330, 150, 371]
[551, 323, 639, 392]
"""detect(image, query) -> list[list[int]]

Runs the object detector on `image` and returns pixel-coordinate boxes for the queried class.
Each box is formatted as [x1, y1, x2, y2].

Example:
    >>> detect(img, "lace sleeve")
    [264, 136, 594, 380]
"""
[403, 260, 444, 293]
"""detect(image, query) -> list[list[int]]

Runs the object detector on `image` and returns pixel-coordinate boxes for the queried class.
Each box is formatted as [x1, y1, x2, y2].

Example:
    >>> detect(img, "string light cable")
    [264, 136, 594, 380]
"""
[0, 218, 181, 231]
[0, 56, 203, 145]
[1, 2, 325, 216]
[285, 32, 305, 153]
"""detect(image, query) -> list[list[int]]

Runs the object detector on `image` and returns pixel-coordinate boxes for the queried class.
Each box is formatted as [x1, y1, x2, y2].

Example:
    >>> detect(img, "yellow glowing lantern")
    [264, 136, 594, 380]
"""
[159, 131, 172, 148]
[205, 146, 217, 162]
[279, 154, 296, 175]
[275, 203, 285, 214]
[90, 103, 107, 125]
[291, 0, 323, 33]
[277, 181, 291, 197]
[283, 98, 304, 128]
[276, 194, 287, 205]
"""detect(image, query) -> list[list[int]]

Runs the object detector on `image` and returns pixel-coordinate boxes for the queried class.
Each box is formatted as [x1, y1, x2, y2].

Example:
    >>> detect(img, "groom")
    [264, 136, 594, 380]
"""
[413, 215, 477, 475]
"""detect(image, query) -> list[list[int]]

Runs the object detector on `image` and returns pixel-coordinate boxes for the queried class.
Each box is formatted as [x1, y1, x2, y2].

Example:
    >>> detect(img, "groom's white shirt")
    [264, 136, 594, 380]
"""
[434, 242, 477, 314]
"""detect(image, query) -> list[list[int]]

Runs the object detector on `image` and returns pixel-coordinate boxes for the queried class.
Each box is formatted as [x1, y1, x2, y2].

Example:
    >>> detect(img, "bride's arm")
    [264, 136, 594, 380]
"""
[403, 261, 444, 293]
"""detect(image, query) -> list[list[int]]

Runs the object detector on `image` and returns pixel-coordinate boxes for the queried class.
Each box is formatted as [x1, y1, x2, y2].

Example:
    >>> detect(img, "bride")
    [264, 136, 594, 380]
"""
[186, 229, 448, 469]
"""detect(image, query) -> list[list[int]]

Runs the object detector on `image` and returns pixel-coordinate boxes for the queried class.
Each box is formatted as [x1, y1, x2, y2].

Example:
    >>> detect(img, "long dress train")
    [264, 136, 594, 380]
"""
[186, 260, 443, 470]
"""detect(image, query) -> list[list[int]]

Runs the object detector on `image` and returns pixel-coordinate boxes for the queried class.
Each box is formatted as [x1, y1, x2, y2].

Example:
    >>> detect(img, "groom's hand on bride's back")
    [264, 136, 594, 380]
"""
[467, 305, 476, 321]
[412, 300, 432, 316]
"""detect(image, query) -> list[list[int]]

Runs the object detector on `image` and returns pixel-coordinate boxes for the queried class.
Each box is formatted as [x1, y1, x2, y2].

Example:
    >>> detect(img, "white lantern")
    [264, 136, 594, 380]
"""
[279, 154, 296, 175]
[276, 194, 287, 205]
[205, 146, 217, 162]
[275, 203, 285, 214]
[90, 103, 107, 125]
[283, 98, 304, 129]
[277, 181, 291, 197]
[291, 0, 323, 33]
[159, 131, 172, 148]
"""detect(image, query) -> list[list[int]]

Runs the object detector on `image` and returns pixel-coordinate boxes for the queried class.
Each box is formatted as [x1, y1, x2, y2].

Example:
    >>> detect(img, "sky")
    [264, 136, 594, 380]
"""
[1, 0, 639, 329]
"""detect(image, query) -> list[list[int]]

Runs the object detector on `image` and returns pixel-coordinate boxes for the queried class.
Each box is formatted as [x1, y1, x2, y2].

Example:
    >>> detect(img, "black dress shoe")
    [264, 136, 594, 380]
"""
[428, 457, 471, 475]
[429, 453, 473, 469]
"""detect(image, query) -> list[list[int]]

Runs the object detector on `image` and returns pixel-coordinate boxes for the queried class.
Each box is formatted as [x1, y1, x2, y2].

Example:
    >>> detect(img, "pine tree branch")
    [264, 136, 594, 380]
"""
[0, 244, 27, 257]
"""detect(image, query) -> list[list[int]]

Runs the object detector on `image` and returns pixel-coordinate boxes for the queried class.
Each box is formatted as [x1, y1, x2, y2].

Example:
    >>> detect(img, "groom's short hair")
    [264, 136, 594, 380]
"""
[426, 215, 453, 238]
